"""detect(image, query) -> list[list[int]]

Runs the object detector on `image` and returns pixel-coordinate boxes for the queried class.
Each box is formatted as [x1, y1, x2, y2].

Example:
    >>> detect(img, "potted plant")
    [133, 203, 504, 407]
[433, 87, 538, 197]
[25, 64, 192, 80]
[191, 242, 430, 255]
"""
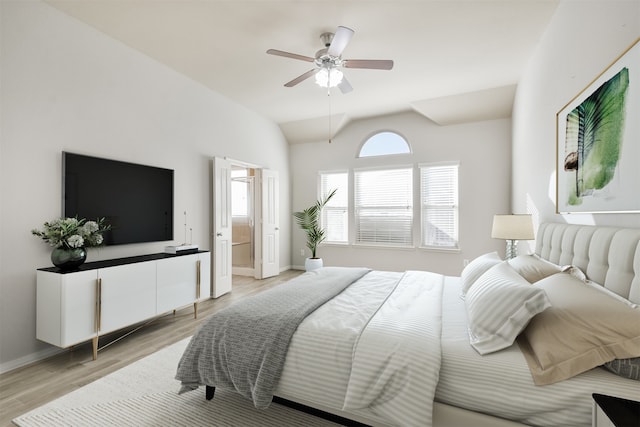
[32, 216, 111, 270]
[293, 189, 336, 271]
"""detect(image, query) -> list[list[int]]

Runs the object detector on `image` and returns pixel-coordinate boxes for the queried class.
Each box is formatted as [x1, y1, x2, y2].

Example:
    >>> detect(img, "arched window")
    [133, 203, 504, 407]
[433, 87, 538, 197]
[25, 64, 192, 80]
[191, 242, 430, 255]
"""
[358, 131, 410, 158]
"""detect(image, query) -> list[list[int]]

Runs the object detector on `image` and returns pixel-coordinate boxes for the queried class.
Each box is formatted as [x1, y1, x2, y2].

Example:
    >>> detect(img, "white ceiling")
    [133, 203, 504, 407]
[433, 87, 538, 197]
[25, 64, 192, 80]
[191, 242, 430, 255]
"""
[45, 0, 559, 143]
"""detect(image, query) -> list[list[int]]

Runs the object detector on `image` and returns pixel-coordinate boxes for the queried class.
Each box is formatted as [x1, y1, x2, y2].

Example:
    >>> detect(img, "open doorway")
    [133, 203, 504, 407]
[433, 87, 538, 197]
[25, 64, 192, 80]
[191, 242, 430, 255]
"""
[212, 157, 280, 297]
[231, 166, 255, 276]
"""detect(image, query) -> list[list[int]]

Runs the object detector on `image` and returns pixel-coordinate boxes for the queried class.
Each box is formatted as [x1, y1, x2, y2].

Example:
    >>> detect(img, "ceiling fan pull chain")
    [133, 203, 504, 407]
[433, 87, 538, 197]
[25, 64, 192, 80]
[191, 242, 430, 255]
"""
[328, 89, 332, 143]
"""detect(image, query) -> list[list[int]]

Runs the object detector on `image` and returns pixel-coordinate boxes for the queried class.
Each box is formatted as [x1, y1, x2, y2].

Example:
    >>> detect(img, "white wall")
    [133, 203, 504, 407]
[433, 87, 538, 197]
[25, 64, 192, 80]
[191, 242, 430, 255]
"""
[0, 1, 291, 371]
[290, 111, 512, 276]
[513, 0, 640, 231]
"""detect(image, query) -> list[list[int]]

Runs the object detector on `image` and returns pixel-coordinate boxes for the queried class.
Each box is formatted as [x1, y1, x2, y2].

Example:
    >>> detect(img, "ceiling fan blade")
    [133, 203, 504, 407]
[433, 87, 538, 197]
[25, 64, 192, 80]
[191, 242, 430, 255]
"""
[327, 26, 354, 57]
[338, 76, 353, 94]
[343, 59, 394, 70]
[267, 49, 315, 63]
[284, 69, 318, 87]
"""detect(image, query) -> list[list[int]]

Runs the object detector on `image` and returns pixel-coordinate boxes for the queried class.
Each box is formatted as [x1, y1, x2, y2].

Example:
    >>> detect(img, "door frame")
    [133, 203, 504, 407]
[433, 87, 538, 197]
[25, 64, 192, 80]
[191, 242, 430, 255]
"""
[212, 157, 278, 296]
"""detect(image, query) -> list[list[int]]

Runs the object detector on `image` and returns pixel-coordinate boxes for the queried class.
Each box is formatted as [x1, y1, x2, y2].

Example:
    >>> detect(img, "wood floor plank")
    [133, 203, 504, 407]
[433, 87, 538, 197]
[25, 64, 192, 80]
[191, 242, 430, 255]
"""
[0, 270, 303, 426]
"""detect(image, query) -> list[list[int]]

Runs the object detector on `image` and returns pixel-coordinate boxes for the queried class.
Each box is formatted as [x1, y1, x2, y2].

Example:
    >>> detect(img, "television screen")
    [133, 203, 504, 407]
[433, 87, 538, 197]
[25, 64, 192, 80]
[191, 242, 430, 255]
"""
[63, 152, 174, 245]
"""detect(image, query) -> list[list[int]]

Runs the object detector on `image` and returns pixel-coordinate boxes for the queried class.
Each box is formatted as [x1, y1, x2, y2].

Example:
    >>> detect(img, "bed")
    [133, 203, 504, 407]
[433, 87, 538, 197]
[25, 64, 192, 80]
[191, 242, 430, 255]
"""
[176, 222, 640, 426]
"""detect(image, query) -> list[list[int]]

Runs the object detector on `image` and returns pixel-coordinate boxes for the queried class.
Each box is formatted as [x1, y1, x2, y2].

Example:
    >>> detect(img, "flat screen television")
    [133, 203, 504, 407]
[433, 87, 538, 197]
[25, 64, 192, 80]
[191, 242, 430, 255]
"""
[63, 152, 174, 245]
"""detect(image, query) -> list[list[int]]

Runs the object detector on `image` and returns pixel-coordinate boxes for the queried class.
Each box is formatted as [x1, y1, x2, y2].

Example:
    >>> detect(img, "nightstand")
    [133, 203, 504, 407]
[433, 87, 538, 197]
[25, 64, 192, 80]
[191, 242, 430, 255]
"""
[592, 393, 640, 427]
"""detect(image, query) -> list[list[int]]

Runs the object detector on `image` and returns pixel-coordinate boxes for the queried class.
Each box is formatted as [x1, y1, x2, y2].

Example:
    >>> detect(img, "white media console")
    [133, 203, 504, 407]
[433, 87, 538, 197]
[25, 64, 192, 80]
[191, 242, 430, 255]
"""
[36, 251, 210, 360]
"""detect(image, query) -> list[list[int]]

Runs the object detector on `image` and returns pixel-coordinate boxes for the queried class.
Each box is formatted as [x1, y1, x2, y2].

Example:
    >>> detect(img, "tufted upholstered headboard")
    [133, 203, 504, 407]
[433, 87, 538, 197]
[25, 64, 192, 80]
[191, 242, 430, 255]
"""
[535, 222, 640, 304]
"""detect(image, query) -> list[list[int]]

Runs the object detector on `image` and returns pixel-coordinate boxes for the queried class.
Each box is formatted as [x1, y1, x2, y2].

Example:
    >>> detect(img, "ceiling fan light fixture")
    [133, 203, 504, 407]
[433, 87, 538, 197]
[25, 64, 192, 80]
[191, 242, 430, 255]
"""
[267, 25, 393, 92]
[315, 67, 343, 88]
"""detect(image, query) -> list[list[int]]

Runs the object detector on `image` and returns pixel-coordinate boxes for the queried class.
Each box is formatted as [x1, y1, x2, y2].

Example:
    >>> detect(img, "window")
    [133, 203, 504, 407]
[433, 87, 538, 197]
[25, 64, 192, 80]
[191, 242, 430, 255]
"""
[420, 163, 459, 249]
[354, 167, 413, 246]
[231, 169, 251, 217]
[320, 172, 348, 243]
[358, 131, 410, 157]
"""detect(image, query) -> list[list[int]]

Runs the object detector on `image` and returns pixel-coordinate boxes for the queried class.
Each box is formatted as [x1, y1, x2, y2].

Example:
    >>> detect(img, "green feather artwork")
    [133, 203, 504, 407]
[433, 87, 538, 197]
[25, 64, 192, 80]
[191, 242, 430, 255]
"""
[562, 67, 629, 205]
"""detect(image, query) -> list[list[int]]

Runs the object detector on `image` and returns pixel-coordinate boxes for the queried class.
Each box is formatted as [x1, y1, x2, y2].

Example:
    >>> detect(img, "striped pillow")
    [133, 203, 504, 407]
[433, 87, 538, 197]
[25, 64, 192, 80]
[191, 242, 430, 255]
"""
[465, 261, 551, 355]
[460, 251, 502, 298]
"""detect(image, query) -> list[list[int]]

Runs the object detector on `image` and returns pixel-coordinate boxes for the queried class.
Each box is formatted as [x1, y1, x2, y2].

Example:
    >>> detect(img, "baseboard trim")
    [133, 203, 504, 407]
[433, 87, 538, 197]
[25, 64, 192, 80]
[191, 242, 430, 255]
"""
[0, 346, 63, 374]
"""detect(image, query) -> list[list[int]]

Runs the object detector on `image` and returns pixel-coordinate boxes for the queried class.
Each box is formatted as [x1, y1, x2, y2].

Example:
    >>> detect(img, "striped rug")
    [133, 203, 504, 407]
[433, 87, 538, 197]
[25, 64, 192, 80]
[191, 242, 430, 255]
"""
[13, 338, 342, 427]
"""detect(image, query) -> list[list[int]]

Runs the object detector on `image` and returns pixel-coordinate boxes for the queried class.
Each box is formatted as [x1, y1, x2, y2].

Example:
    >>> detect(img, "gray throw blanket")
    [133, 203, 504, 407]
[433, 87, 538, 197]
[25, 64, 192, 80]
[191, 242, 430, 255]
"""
[175, 266, 370, 409]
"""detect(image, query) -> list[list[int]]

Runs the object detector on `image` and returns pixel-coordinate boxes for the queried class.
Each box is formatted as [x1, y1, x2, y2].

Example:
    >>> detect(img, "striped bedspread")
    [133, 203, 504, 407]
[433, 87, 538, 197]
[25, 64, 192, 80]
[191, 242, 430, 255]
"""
[343, 271, 443, 426]
[175, 267, 370, 408]
[275, 270, 444, 427]
[177, 268, 445, 426]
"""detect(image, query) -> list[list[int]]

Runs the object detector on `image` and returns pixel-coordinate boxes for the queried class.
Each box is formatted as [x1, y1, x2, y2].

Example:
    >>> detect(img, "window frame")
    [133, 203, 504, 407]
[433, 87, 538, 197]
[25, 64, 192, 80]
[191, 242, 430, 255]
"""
[357, 130, 412, 158]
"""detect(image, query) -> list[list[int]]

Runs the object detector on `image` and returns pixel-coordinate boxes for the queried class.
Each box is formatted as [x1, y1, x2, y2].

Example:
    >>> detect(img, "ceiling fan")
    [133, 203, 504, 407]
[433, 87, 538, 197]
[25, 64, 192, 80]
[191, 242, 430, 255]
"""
[267, 26, 394, 94]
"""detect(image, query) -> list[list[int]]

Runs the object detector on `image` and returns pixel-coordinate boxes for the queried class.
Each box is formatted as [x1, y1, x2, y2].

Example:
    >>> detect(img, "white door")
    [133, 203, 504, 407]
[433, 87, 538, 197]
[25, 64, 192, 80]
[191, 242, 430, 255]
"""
[213, 157, 232, 297]
[259, 168, 280, 278]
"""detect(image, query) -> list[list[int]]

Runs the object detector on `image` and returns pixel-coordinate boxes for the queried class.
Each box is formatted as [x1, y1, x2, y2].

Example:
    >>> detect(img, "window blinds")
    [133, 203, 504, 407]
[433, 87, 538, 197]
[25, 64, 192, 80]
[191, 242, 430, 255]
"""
[320, 172, 348, 243]
[420, 163, 459, 248]
[354, 167, 413, 246]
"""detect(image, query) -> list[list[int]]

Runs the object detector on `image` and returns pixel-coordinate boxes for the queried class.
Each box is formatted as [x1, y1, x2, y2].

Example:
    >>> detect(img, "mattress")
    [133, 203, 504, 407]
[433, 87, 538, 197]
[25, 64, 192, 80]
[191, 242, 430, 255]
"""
[436, 276, 640, 427]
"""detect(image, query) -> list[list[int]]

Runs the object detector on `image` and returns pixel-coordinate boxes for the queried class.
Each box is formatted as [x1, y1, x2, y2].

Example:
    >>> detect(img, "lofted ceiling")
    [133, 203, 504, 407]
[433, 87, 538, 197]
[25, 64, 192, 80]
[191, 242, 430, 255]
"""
[45, 0, 559, 143]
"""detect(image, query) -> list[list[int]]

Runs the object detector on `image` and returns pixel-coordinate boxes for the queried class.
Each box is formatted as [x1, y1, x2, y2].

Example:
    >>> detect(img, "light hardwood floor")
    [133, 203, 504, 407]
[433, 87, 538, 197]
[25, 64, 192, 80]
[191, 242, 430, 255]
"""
[0, 270, 303, 426]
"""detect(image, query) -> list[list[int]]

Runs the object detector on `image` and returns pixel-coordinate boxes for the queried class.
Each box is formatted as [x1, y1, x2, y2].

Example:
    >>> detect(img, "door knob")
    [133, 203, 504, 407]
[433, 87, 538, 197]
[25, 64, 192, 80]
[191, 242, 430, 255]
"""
[216, 232, 222, 237]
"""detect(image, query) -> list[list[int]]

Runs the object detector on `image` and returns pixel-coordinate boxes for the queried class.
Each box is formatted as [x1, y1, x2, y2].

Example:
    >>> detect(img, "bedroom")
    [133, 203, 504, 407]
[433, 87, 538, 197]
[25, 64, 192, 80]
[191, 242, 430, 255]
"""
[1, 0, 639, 425]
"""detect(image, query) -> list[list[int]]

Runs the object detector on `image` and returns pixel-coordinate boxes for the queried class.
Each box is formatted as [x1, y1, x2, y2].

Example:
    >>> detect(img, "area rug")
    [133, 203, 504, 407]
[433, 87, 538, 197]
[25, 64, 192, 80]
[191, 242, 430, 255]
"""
[13, 338, 342, 426]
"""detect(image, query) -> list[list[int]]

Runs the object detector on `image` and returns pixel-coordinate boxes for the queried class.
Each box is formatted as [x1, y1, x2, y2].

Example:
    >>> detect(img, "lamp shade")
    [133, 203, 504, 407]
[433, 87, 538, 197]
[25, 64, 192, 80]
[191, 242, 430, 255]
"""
[491, 214, 534, 240]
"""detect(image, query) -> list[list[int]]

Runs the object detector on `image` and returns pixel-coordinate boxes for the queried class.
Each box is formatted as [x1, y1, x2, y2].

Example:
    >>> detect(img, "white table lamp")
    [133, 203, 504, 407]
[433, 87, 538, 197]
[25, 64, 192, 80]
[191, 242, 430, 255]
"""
[491, 214, 534, 259]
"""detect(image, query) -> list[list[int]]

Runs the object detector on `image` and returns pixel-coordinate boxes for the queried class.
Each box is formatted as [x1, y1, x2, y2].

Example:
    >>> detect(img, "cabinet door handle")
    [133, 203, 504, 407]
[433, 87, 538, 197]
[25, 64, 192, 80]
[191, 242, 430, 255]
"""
[95, 278, 102, 332]
[196, 260, 201, 300]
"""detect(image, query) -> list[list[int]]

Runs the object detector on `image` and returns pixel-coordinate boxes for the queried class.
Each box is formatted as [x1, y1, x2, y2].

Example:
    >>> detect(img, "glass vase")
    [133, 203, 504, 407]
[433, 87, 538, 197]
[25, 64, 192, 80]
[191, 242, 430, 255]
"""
[51, 247, 87, 270]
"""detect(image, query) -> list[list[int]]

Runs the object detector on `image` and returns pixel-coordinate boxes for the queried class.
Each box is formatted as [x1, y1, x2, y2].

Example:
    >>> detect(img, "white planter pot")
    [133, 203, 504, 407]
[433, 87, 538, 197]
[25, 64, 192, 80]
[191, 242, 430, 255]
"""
[304, 258, 323, 272]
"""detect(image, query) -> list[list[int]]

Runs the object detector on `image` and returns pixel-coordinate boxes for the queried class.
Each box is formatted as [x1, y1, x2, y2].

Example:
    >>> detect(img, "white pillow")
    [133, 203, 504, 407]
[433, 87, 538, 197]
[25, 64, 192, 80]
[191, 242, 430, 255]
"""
[508, 254, 561, 283]
[584, 280, 638, 309]
[465, 261, 551, 355]
[460, 251, 502, 298]
[556, 265, 637, 308]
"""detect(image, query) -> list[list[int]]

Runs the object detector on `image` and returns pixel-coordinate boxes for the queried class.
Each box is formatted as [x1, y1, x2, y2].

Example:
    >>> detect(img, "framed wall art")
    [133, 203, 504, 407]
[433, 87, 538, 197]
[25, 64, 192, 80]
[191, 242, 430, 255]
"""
[556, 38, 640, 214]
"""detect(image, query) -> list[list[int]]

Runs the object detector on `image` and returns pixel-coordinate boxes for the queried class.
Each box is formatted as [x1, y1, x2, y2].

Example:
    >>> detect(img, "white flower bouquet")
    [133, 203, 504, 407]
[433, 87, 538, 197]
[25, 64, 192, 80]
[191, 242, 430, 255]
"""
[32, 216, 111, 249]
